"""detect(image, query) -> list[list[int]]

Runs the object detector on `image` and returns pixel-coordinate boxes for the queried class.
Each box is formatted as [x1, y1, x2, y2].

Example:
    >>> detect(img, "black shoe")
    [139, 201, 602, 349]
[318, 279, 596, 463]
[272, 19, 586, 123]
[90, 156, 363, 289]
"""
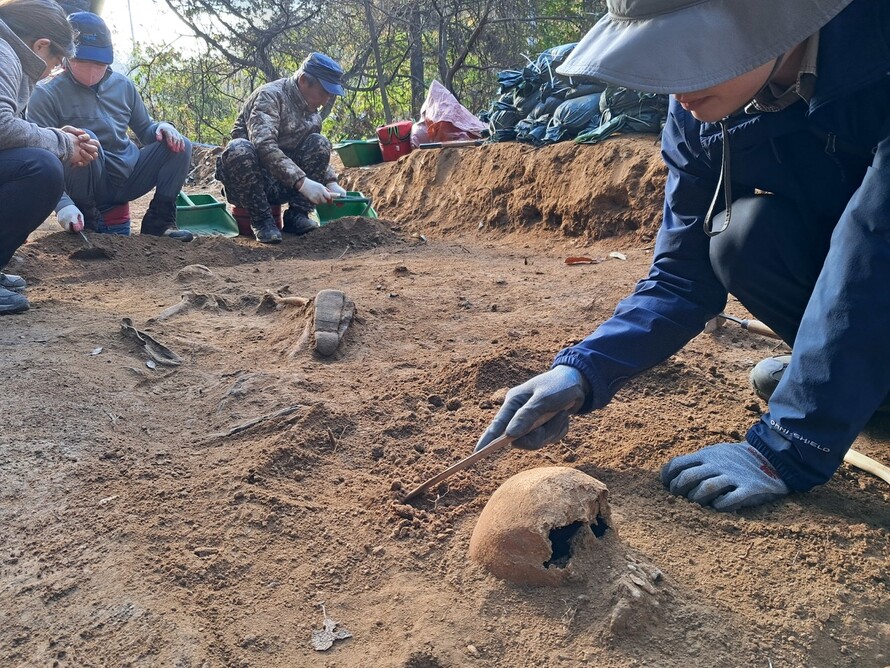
[253, 219, 282, 244]
[282, 209, 318, 235]
[749, 355, 791, 403]
[0, 286, 29, 314]
[0, 272, 26, 291]
[750, 354, 890, 411]
[141, 197, 194, 242]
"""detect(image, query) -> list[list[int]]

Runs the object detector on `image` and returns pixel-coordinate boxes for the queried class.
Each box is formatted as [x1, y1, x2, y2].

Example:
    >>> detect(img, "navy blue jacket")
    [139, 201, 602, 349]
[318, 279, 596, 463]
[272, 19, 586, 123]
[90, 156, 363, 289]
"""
[553, 0, 890, 492]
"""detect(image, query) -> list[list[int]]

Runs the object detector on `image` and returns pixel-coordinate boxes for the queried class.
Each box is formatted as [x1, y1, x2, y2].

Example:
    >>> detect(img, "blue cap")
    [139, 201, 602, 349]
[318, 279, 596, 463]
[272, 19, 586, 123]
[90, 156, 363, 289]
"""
[68, 12, 113, 64]
[301, 52, 345, 96]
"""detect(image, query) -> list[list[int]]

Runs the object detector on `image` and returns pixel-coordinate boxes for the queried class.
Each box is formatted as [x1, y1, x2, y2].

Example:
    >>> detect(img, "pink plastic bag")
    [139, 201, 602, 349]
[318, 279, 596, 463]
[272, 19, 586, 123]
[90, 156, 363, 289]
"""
[416, 80, 487, 143]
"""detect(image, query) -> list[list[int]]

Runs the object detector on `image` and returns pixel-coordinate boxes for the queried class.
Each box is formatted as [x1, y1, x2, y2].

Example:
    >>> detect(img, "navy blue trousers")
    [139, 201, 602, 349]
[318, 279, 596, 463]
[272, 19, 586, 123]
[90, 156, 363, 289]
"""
[0, 148, 64, 268]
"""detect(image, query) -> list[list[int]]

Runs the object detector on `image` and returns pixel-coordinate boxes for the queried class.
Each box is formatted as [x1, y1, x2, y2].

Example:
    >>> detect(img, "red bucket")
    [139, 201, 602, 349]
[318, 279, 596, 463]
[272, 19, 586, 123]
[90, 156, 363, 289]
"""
[376, 121, 414, 162]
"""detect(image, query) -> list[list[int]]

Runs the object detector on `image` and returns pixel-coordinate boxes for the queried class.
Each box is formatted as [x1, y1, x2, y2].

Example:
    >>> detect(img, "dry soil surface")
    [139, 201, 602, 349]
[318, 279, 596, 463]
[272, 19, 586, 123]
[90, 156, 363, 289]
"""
[1, 139, 888, 668]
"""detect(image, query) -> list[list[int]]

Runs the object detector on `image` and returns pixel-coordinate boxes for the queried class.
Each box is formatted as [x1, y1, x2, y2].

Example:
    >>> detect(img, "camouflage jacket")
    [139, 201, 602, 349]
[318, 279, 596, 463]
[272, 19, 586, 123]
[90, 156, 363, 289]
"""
[232, 76, 337, 187]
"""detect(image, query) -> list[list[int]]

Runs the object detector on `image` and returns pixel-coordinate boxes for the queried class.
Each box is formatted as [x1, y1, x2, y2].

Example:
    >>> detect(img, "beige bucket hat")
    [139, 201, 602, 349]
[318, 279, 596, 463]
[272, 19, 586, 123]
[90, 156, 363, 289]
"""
[557, 0, 855, 94]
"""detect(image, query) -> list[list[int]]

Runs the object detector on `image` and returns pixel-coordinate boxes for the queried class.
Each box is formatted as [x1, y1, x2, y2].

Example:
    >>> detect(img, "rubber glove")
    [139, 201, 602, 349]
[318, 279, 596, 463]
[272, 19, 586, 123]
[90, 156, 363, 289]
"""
[326, 181, 348, 197]
[661, 441, 790, 512]
[474, 365, 589, 452]
[299, 178, 334, 205]
[57, 204, 84, 233]
[156, 122, 185, 153]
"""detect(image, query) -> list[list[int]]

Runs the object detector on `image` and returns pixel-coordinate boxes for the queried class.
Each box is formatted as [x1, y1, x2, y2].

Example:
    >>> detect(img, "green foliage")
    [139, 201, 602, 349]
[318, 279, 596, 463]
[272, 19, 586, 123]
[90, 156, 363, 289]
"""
[132, 0, 606, 145]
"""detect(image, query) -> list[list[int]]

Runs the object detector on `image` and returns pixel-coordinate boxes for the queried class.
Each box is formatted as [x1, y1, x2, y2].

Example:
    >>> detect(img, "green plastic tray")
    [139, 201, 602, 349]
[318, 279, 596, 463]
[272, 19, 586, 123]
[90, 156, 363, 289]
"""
[313, 191, 378, 226]
[333, 140, 383, 167]
[175, 192, 240, 237]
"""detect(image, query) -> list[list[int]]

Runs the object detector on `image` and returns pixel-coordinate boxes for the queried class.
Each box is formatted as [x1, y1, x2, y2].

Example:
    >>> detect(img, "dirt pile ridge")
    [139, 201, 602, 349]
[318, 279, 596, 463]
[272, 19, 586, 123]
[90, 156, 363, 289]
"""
[344, 138, 666, 242]
[0, 140, 887, 667]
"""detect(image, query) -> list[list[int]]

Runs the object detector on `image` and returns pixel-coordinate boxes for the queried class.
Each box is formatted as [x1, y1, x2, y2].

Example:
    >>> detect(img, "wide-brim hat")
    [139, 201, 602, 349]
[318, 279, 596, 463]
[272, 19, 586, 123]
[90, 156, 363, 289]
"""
[302, 52, 345, 96]
[557, 0, 855, 94]
[68, 11, 114, 64]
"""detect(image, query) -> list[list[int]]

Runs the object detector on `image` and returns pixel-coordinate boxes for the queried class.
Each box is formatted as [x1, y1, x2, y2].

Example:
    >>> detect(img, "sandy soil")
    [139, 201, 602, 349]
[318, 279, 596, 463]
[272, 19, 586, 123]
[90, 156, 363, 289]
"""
[1, 139, 888, 668]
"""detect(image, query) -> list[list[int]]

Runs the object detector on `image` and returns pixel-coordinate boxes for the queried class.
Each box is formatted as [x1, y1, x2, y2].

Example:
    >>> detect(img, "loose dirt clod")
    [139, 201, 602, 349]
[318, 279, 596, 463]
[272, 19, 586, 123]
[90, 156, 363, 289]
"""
[69, 247, 112, 261]
[469, 467, 613, 587]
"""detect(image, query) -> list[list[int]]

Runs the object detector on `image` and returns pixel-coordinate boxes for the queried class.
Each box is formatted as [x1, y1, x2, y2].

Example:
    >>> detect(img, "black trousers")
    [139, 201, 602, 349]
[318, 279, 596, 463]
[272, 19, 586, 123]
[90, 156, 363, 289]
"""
[709, 194, 837, 346]
[0, 148, 64, 268]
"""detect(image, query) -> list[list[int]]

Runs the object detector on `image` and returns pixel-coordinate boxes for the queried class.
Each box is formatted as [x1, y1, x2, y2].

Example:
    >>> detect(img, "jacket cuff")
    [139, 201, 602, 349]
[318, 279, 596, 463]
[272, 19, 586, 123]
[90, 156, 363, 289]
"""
[551, 348, 608, 414]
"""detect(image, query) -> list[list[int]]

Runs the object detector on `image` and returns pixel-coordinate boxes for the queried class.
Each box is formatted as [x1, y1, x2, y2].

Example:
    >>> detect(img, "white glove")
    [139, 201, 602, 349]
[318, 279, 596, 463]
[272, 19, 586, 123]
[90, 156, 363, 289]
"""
[156, 122, 185, 153]
[326, 181, 347, 197]
[299, 178, 334, 205]
[57, 204, 84, 233]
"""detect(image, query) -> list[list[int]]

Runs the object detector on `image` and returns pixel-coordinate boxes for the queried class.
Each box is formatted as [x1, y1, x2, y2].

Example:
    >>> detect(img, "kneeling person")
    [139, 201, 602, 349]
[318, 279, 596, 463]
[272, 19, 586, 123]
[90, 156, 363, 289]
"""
[216, 52, 347, 244]
[27, 12, 193, 241]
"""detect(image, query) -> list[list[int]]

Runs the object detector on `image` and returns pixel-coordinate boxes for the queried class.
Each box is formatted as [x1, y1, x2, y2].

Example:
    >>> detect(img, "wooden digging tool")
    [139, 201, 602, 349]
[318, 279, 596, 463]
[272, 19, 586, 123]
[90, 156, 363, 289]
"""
[417, 139, 485, 149]
[844, 448, 890, 486]
[708, 313, 890, 486]
[402, 411, 560, 503]
[715, 312, 780, 338]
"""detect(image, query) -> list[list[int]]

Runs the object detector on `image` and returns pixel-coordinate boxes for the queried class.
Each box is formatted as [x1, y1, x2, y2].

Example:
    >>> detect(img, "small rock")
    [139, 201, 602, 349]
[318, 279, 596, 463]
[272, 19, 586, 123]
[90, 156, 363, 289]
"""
[427, 394, 445, 407]
[194, 547, 218, 558]
[445, 398, 462, 411]
[466, 645, 480, 658]
[371, 546, 385, 556]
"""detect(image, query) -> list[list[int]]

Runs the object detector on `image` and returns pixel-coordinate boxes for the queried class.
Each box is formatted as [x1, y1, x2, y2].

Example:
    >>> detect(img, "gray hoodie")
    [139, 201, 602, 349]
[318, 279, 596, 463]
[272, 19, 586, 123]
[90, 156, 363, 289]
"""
[0, 18, 73, 160]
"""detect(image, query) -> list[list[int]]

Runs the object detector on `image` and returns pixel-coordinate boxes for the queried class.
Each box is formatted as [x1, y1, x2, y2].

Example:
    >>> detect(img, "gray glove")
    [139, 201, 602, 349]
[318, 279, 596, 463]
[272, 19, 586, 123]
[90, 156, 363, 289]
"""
[474, 365, 589, 452]
[661, 441, 790, 512]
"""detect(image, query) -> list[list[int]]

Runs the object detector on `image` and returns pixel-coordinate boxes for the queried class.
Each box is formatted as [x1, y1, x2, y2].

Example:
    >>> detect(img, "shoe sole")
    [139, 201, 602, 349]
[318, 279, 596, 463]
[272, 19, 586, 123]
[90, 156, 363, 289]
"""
[313, 289, 354, 356]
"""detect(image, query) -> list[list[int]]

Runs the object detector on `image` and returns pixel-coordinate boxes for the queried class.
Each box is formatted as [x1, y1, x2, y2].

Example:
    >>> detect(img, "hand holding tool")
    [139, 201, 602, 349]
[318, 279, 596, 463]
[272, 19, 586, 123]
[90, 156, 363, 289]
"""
[402, 410, 560, 503]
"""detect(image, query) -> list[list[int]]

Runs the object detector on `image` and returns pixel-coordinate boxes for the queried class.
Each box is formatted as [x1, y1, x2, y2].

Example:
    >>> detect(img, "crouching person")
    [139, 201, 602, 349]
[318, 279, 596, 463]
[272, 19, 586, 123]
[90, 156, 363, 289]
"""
[216, 52, 347, 244]
[0, 0, 99, 313]
[27, 12, 193, 241]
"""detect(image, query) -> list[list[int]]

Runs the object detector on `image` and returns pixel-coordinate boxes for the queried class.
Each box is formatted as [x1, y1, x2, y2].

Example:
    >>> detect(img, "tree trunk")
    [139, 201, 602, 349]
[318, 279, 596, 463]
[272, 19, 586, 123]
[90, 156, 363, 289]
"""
[408, 2, 425, 118]
[363, 0, 393, 124]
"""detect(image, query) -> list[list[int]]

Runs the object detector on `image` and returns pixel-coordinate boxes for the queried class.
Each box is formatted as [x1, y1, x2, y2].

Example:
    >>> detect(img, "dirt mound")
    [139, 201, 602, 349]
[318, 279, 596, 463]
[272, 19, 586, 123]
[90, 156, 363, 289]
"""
[17, 217, 405, 285]
[344, 137, 666, 242]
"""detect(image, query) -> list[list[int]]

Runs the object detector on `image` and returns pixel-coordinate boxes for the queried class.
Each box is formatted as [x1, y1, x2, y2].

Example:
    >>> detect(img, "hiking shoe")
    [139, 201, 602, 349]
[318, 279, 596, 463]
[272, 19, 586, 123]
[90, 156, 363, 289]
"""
[0, 286, 29, 314]
[0, 272, 26, 291]
[253, 219, 282, 244]
[161, 229, 195, 242]
[749, 355, 792, 403]
[750, 354, 890, 411]
[282, 209, 318, 236]
[141, 197, 193, 242]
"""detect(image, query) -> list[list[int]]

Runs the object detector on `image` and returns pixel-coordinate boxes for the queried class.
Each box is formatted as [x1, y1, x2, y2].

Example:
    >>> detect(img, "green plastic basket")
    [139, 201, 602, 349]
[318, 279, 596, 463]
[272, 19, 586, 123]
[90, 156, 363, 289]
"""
[313, 191, 378, 226]
[175, 192, 239, 237]
[333, 139, 383, 167]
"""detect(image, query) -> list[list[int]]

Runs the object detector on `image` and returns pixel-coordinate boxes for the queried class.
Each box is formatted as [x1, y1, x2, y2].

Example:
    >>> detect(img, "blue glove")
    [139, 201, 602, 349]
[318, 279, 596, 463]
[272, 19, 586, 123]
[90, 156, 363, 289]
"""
[661, 441, 790, 512]
[474, 365, 589, 452]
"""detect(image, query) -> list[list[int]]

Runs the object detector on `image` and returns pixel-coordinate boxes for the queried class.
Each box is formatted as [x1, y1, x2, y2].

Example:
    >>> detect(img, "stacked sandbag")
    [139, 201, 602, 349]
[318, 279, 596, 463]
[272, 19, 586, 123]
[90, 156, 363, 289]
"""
[480, 42, 669, 146]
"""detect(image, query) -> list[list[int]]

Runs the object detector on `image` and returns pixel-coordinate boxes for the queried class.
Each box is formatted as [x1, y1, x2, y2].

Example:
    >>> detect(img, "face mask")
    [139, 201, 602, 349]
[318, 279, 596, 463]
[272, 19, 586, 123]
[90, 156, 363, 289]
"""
[68, 60, 108, 87]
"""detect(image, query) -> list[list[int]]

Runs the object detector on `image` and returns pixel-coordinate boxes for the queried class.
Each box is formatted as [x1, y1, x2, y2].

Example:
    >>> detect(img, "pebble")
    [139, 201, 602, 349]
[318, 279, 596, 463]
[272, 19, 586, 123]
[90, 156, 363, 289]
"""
[466, 645, 480, 657]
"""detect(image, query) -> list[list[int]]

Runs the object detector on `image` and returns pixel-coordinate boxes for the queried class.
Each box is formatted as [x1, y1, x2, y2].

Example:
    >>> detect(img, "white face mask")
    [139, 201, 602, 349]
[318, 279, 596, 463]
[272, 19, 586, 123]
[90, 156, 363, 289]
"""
[68, 59, 108, 86]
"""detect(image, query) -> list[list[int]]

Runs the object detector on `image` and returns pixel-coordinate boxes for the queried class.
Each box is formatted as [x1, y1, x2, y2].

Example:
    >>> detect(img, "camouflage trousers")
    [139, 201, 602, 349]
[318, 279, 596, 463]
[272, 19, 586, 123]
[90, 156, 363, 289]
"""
[215, 134, 332, 223]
